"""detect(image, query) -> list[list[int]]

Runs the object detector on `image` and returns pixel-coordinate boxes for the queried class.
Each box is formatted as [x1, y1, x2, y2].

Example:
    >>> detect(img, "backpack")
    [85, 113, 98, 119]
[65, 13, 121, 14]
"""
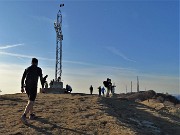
[103, 81, 108, 87]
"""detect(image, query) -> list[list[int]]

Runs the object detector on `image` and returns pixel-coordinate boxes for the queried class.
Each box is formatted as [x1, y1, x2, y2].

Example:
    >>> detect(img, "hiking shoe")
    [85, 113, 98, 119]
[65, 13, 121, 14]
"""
[29, 113, 36, 120]
[20, 115, 28, 125]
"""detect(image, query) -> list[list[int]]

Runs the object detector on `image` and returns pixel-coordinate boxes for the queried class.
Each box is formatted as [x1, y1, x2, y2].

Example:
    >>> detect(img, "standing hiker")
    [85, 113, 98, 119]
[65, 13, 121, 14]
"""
[42, 75, 48, 85]
[90, 85, 93, 95]
[101, 87, 105, 97]
[98, 86, 101, 97]
[21, 58, 44, 124]
[45, 81, 48, 88]
[103, 78, 112, 97]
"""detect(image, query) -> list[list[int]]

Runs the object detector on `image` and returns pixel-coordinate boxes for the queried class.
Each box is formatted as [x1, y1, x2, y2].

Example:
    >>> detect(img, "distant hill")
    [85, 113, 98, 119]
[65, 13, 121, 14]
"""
[0, 92, 180, 135]
[119, 90, 180, 105]
[173, 94, 180, 100]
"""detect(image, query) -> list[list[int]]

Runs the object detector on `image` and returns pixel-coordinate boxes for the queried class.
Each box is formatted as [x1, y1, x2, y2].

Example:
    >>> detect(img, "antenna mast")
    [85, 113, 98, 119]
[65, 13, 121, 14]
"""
[131, 81, 132, 93]
[126, 85, 127, 93]
[54, 4, 64, 82]
[137, 76, 139, 92]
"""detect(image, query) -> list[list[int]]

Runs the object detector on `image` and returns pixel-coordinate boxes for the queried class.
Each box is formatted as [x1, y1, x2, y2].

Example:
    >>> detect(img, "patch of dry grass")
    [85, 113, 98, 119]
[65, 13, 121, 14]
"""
[0, 93, 180, 135]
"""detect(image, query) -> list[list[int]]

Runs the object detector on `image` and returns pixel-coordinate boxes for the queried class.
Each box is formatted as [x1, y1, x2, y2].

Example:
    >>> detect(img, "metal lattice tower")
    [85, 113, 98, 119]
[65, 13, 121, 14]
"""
[54, 4, 64, 82]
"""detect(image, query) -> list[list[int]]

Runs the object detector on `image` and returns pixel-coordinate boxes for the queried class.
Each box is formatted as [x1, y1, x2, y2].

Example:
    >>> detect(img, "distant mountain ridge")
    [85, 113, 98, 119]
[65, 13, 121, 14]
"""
[119, 90, 180, 105]
[173, 94, 180, 100]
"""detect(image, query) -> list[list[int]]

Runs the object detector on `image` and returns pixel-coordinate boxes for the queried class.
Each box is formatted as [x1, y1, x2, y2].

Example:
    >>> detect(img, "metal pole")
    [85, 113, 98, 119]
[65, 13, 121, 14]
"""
[137, 76, 139, 92]
[131, 81, 132, 93]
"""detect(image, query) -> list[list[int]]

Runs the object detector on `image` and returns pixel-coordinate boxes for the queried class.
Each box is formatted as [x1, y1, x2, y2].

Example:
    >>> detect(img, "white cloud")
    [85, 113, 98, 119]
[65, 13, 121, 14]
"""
[0, 51, 54, 61]
[0, 43, 24, 50]
[30, 12, 69, 29]
[1, 51, 134, 71]
[0, 51, 137, 78]
[0, 51, 98, 66]
[31, 15, 54, 24]
[106, 46, 136, 62]
[63, 60, 93, 66]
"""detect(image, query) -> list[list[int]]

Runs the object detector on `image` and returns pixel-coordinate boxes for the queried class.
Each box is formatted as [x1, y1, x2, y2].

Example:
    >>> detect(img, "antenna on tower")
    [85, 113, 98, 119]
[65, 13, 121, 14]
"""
[60, 4, 64, 7]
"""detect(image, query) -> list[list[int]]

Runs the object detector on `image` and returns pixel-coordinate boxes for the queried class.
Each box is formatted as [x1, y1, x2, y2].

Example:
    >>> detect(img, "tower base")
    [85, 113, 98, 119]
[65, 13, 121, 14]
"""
[40, 81, 65, 94]
[51, 81, 63, 89]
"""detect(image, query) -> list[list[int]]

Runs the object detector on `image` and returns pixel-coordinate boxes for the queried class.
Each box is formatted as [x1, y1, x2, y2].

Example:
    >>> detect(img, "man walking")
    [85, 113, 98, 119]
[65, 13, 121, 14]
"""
[21, 58, 44, 124]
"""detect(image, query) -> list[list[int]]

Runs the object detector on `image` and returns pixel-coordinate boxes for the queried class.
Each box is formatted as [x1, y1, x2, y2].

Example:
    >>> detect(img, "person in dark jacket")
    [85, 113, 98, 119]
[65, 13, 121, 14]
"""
[98, 86, 101, 97]
[90, 85, 93, 95]
[65, 84, 72, 93]
[20, 58, 44, 124]
[103, 78, 112, 97]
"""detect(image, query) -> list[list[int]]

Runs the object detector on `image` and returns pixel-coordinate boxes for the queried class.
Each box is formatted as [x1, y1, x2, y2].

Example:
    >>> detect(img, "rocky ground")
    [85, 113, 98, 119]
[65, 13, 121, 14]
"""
[0, 93, 180, 135]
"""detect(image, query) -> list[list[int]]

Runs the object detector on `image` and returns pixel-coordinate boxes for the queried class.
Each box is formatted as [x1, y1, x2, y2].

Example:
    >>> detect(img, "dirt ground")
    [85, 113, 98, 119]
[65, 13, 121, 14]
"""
[0, 93, 180, 135]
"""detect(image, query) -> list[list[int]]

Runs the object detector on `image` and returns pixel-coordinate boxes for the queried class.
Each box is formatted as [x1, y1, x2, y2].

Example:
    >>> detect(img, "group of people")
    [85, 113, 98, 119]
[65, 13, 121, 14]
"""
[89, 85, 106, 96]
[89, 78, 116, 97]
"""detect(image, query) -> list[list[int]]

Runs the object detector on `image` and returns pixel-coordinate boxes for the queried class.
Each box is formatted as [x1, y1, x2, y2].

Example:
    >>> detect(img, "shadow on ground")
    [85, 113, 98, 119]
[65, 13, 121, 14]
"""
[0, 96, 24, 102]
[99, 97, 180, 135]
[28, 117, 91, 135]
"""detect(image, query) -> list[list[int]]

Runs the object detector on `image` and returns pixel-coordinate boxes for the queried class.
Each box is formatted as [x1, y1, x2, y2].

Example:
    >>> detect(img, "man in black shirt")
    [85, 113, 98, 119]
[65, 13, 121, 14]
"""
[21, 58, 44, 124]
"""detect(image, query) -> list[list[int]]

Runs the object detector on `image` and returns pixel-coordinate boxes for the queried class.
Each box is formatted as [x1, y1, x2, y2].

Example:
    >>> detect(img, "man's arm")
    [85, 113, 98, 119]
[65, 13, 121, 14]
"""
[40, 77, 44, 88]
[21, 69, 27, 92]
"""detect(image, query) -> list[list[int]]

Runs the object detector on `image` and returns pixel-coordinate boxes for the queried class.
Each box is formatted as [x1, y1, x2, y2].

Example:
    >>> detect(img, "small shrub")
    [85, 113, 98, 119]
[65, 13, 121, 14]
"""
[173, 108, 180, 118]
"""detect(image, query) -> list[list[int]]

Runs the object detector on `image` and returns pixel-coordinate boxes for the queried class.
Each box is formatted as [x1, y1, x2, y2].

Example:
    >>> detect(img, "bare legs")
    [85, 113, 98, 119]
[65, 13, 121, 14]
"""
[24, 100, 34, 115]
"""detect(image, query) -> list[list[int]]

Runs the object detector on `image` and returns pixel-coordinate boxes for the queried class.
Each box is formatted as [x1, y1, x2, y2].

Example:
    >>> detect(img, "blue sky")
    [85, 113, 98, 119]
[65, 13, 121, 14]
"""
[0, 0, 179, 95]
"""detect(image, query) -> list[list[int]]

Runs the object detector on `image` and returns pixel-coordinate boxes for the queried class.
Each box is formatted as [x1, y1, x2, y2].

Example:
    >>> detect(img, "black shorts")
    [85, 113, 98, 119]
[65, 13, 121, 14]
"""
[25, 85, 37, 101]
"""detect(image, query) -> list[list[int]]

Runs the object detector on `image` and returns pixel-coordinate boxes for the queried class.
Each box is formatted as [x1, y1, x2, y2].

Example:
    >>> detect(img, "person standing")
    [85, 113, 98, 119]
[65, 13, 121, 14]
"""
[21, 58, 44, 124]
[98, 86, 101, 97]
[90, 85, 93, 95]
[106, 78, 112, 97]
[101, 87, 105, 97]
[45, 81, 48, 88]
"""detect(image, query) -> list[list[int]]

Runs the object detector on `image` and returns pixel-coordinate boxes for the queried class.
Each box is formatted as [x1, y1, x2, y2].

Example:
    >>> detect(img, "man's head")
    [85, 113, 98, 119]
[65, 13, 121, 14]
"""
[31, 58, 38, 65]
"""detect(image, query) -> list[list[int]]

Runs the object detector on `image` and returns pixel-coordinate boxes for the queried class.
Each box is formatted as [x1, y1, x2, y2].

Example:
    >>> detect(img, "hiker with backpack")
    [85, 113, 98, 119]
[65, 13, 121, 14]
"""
[103, 78, 112, 97]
